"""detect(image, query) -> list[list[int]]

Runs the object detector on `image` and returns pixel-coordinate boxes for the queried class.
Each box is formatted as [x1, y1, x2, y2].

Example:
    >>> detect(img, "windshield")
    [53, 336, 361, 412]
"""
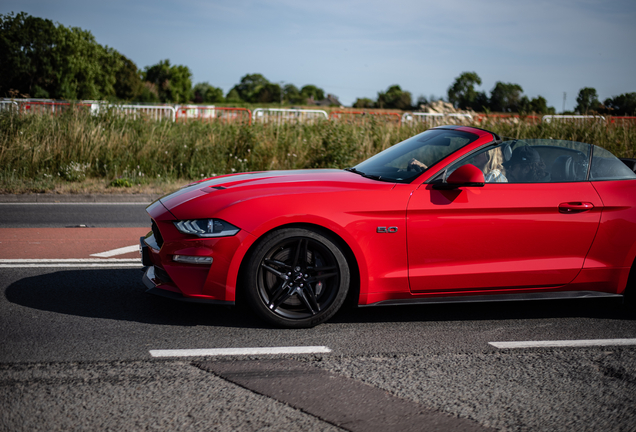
[349, 129, 480, 183]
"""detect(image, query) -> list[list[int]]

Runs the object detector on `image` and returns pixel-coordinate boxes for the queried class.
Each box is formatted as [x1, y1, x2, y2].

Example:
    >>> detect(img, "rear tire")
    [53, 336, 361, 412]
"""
[243, 228, 350, 328]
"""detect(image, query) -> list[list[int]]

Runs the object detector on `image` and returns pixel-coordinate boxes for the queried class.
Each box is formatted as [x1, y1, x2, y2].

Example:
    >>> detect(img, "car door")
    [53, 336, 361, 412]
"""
[406, 141, 603, 294]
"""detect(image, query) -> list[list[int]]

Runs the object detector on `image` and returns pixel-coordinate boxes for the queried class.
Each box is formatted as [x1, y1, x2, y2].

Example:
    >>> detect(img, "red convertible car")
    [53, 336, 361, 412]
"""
[141, 125, 636, 327]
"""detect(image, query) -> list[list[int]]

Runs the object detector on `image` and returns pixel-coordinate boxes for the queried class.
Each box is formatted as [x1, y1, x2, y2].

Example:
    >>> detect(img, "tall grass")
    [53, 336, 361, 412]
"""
[1, 109, 634, 191]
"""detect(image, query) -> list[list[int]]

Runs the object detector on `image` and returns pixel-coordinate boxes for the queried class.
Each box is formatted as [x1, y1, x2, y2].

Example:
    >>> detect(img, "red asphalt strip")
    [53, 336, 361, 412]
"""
[0, 227, 149, 259]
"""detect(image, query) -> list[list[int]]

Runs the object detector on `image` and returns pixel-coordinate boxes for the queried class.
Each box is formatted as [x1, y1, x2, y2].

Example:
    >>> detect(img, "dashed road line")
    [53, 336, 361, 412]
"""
[150, 346, 332, 358]
[489, 338, 636, 349]
[90, 245, 139, 257]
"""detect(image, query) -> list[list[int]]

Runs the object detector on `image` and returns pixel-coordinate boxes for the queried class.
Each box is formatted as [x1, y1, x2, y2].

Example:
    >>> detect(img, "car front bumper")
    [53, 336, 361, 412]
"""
[140, 210, 246, 303]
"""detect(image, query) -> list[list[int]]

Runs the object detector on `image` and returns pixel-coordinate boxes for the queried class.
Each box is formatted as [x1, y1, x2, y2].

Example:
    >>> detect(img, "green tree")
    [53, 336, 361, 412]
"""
[603, 92, 636, 116]
[0, 11, 125, 100]
[530, 96, 555, 114]
[489, 82, 524, 112]
[143, 59, 193, 103]
[376, 85, 412, 110]
[137, 82, 159, 103]
[575, 87, 601, 114]
[0, 12, 58, 98]
[519, 95, 554, 115]
[193, 82, 224, 103]
[255, 82, 281, 103]
[473, 92, 489, 112]
[283, 84, 304, 104]
[225, 88, 242, 103]
[300, 85, 325, 102]
[353, 98, 375, 108]
[415, 95, 428, 107]
[230, 73, 270, 103]
[447, 72, 482, 110]
[113, 53, 143, 101]
[55, 25, 121, 100]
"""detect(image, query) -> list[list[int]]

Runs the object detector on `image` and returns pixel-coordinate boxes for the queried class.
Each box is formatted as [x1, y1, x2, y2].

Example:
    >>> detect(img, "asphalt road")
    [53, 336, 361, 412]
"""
[0, 202, 150, 227]
[1, 200, 636, 431]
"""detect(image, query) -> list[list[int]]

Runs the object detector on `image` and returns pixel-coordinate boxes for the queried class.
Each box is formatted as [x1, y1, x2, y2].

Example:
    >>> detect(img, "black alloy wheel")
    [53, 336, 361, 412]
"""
[244, 228, 350, 328]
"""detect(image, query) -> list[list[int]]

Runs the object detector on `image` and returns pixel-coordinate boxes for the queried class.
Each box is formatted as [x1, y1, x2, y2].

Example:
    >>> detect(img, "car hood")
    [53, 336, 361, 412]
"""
[158, 169, 393, 218]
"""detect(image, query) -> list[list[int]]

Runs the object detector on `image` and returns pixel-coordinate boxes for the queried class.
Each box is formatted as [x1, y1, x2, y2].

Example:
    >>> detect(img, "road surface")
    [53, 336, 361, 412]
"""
[1, 197, 635, 431]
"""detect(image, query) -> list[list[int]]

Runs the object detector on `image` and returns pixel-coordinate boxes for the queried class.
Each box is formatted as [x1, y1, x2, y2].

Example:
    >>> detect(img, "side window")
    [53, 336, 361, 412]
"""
[590, 146, 636, 181]
[443, 140, 593, 184]
[445, 143, 510, 183]
[499, 140, 591, 183]
[528, 143, 590, 183]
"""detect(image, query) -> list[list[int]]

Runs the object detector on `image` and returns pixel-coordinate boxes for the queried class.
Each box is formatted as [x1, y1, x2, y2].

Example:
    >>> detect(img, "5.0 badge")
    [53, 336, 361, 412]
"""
[377, 227, 398, 233]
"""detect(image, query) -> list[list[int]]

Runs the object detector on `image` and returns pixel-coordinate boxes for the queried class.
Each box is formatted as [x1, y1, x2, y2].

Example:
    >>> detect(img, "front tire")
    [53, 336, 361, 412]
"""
[243, 228, 350, 328]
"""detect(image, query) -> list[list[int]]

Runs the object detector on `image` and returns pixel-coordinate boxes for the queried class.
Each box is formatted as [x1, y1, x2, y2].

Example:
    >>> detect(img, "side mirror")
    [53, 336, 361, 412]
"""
[433, 164, 485, 190]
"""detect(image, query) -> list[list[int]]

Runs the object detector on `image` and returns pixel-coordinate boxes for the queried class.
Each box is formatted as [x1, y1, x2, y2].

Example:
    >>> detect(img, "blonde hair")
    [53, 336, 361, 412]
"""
[484, 147, 505, 174]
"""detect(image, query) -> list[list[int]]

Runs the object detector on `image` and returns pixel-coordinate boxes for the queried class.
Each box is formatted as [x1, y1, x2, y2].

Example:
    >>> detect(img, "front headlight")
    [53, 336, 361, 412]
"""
[173, 219, 240, 238]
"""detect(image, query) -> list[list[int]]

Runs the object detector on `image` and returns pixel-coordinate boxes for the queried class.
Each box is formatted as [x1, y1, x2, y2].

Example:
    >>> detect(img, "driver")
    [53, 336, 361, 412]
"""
[407, 158, 428, 171]
[503, 146, 548, 182]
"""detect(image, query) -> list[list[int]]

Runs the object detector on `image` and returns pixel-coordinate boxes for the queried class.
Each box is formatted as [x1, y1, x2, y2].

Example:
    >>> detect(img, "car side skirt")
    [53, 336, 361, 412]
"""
[360, 290, 622, 307]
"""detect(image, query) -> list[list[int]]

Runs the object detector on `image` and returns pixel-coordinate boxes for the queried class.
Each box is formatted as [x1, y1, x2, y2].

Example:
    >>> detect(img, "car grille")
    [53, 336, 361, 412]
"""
[151, 220, 164, 248]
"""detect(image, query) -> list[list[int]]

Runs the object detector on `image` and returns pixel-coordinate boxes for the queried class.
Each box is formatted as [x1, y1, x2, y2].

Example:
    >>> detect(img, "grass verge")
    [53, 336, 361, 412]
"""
[1, 109, 634, 194]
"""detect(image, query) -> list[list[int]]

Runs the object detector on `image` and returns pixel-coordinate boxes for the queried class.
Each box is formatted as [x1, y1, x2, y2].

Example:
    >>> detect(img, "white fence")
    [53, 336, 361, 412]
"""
[402, 112, 473, 125]
[91, 103, 176, 121]
[175, 105, 216, 120]
[3, 98, 623, 127]
[542, 115, 605, 124]
[0, 101, 18, 112]
[253, 108, 328, 124]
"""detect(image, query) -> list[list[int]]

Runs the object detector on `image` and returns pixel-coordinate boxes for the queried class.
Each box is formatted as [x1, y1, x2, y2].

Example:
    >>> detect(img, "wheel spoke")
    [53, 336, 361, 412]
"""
[308, 272, 338, 281]
[267, 280, 291, 309]
[261, 263, 286, 279]
[298, 286, 320, 315]
[264, 258, 291, 272]
[270, 286, 295, 311]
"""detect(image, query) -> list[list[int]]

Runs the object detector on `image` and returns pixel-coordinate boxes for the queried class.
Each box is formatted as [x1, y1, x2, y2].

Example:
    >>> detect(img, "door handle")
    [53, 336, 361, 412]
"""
[559, 202, 594, 214]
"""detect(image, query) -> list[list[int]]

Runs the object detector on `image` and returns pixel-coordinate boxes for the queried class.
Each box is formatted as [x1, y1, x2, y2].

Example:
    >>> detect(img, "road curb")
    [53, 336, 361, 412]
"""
[0, 194, 162, 203]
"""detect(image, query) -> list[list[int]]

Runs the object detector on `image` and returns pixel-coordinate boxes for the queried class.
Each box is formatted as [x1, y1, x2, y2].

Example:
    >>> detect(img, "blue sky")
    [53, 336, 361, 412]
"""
[3, 0, 635, 111]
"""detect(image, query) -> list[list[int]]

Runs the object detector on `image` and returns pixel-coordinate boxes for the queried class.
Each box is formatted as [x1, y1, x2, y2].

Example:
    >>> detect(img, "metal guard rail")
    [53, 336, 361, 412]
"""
[94, 104, 176, 121]
[3, 99, 635, 126]
[252, 108, 328, 123]
[176, 106, 252, 124]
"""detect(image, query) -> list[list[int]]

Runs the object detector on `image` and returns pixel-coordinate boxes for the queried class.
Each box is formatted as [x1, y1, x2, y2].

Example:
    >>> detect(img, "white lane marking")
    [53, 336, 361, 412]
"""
[490, 338, 636, 349]
[0, 258, 141, 268]
[91, 245, 139, 257]
[150, 346, 332, 358]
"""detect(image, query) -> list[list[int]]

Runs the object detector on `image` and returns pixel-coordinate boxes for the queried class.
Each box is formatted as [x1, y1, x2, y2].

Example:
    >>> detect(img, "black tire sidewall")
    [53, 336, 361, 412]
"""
[243, 227, 350, 328]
